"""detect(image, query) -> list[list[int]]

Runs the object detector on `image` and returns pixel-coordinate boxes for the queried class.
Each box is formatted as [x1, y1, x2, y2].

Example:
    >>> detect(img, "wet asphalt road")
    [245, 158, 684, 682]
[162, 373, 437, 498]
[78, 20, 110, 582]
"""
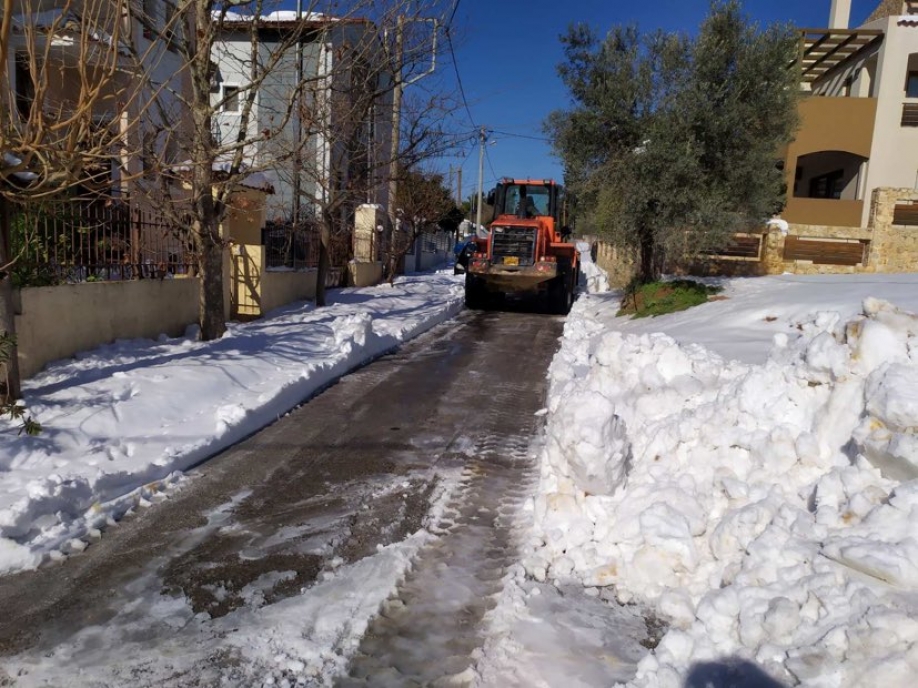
[0, 308, 563, 684]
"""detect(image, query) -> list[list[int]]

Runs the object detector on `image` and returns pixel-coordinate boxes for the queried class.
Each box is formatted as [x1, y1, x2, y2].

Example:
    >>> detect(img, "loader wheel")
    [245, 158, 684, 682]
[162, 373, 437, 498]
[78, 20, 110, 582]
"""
[548, 268, 574, 315]
[465, 274, 487, 310]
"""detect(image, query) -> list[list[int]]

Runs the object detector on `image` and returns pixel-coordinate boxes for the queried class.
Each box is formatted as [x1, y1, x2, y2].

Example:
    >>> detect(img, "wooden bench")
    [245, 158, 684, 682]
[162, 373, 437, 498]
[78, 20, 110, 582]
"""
[783, 236, 867, 266]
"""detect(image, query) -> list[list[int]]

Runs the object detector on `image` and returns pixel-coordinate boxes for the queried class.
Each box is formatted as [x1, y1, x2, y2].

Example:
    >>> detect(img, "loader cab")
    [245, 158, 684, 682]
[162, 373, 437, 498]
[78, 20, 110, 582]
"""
[490, 179, 561, 223]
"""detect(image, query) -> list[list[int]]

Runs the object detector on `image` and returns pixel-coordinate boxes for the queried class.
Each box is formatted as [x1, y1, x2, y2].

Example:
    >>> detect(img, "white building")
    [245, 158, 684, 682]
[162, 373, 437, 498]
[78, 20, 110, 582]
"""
[210, 11, 393, 223]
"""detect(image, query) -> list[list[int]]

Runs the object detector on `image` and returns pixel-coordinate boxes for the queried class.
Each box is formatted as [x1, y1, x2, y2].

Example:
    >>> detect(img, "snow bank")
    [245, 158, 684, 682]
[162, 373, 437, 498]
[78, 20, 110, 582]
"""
[526, 293, 918, 686]
[577, 241, 610, 294]
[0, 273, 463, 575]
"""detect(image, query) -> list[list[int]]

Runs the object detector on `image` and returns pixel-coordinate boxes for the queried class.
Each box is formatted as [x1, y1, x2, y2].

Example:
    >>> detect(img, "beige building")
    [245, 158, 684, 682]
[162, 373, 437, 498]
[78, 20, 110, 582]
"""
[783, 0, 918, 228]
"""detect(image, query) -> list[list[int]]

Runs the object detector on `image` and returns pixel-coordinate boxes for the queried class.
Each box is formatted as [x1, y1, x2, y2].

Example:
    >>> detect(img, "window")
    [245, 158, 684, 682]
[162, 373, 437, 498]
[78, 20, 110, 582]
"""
[907, 71, 918, 98]
[809, 170, 845, 199]
[223, 85, 240, 112]
[14, 52, 34, 121]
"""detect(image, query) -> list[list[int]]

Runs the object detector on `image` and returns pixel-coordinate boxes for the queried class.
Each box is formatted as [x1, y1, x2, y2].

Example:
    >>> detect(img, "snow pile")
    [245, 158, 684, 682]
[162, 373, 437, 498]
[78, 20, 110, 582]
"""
[525, 295, 918, 686]
[577, 241, 610, 294]
[0, 273, 463, 576]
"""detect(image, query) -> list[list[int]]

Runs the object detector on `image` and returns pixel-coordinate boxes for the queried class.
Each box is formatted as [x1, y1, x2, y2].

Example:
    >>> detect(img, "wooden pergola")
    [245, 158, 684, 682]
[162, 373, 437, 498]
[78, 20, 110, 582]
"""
[792, 28, 884, 84]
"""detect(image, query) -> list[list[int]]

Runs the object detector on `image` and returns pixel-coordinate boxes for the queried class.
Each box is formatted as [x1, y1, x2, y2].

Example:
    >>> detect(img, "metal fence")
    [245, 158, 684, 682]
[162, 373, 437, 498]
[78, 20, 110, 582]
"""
[10, 201, 195, 286]
[262, 221, 351, 272]
[417, 229, 453, 254]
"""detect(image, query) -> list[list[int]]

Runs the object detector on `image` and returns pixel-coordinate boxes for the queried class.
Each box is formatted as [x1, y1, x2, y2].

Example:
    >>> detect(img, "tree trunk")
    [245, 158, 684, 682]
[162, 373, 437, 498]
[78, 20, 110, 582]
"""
[315, 222, 330, 307]
[197, 223, 226, 341]
[0, 198, 21, 402]
[639, 225, 657, 284]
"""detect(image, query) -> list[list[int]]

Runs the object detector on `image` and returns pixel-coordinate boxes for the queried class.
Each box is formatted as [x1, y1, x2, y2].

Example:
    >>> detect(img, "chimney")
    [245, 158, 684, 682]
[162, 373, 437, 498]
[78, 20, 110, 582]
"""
[830, 0, 852, 28]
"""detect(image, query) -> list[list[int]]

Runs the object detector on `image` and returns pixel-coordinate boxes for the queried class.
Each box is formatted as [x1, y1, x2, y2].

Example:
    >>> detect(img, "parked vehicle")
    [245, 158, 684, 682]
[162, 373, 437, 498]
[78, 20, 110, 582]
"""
[453, 237, 477, 274]
[464, 178, 579, 314]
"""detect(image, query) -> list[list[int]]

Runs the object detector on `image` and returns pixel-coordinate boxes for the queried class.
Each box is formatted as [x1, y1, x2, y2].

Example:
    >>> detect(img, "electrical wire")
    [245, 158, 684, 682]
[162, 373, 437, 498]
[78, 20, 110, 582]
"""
[484, 142, 499, 182]
[490, 128, 551, 143]
[447, 0, 461, 30]
[443, 19, 476, 130]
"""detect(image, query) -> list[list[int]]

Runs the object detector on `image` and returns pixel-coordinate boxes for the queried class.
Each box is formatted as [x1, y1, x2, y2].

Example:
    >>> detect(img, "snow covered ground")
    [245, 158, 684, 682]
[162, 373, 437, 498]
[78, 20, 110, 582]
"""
[517, 263, 918, 686]
[0, 272, 464, 576]
[7, 245, 918, 687]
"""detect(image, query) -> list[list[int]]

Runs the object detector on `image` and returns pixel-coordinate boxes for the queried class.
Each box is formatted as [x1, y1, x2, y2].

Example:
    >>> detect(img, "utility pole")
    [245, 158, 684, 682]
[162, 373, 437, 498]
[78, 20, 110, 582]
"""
[292, 0, 304, 230]
[457, 166, 462, 206]
[387, 14, 405, 234]
[475, 126, 487, 231]
[387, 16, 439, 232]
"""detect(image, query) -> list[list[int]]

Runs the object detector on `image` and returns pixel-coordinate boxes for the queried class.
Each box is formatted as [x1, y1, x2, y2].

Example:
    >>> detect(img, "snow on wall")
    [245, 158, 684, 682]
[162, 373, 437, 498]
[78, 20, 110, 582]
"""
[525, 295, 918, 686]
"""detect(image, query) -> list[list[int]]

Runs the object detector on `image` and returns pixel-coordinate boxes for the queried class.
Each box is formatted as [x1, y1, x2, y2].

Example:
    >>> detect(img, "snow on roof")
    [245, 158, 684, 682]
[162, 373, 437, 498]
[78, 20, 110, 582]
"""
[217, 10, 335, 23]
[11, 8, 130, 54]
[168, 160, 275, 193]
[237, 171, 275, 193]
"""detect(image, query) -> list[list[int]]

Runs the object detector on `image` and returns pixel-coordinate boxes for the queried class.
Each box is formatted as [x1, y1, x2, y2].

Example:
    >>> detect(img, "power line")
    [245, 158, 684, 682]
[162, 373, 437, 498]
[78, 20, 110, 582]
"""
[484, 142, 499, 182]
[444, 26, 476, 130]
[447, 0, 461, 29]
[490, 129, 552, 143]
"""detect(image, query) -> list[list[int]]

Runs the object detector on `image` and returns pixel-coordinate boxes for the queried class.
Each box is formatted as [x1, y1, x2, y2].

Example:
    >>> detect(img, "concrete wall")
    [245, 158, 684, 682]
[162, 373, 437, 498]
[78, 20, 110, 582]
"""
[405, 249, 449, 272]
[15, 278, 200, 379]
[223, 188, 269, 245]
[348, 261, 383, 287]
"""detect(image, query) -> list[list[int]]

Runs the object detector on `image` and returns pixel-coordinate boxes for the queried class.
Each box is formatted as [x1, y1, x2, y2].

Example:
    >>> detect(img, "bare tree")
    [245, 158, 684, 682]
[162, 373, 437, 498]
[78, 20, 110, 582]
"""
[386, 166, 458, 285]
[0, 0, 157, 403]
[284, 8, 459, 305]
[129, 0, 321, 341]
[127, 0, 455, 332]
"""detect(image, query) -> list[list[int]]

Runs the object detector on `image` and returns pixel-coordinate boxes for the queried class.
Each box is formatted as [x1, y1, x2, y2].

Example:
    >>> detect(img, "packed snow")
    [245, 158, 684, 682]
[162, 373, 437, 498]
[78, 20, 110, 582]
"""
[7, 240, 918, 687]
[0, 273, 463, 576]
[521, 261, 918, 686]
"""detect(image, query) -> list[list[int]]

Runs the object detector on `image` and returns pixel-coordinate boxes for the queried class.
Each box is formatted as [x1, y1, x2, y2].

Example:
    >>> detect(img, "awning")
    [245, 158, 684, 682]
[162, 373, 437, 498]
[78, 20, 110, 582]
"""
[792, 28, 884, 84]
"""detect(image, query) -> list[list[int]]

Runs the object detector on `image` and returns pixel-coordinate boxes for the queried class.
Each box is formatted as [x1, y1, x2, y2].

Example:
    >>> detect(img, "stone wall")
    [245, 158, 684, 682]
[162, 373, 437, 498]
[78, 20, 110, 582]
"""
[588, 239, 638, 288]
[870, 187, 918, 272]
[589, 186, 918, 283]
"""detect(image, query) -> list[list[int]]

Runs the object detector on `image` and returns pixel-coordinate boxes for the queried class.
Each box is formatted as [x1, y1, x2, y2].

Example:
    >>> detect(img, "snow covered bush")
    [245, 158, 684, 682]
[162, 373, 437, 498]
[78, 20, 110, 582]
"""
[526, 295, 918, 686]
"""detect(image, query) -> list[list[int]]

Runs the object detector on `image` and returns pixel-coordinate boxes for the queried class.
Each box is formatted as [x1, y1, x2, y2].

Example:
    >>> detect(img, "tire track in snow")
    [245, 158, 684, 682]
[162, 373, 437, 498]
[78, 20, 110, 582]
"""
[338, 385, 544, 686]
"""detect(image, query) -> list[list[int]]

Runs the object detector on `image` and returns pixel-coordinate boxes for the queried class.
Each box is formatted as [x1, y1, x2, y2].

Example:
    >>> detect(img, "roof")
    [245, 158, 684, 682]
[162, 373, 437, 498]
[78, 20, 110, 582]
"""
[793, 27, 884, 83]
[10, 8, 129, 55]
[168, 161, 275, 193]
[866, 0, 911, 23]
[215, 10, 366, 29]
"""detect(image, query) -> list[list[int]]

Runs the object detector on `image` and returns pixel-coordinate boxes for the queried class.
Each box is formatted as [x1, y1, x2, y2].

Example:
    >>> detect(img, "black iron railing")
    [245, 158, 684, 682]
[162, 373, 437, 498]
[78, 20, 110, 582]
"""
[10, 200, 195, 286]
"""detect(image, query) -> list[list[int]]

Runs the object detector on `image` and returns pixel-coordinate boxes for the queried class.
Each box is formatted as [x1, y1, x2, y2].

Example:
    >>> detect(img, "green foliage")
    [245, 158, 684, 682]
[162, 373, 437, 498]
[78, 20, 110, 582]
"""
[617, 279, 721, 318]
[8, 200, 119, 287]
[548, 0, 799, 281]
[0, 332, 41, 436]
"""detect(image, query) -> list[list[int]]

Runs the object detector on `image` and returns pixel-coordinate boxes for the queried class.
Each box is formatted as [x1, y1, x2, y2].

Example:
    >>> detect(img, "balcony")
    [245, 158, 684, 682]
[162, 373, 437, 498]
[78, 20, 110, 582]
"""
[782, 197, 864, 228]
[781, 97, 878, 228]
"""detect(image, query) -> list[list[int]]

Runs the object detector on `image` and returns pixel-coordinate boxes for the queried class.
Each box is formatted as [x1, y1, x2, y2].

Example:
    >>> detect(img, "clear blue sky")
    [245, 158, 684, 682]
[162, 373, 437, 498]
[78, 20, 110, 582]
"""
[442, 0, 879, 203]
